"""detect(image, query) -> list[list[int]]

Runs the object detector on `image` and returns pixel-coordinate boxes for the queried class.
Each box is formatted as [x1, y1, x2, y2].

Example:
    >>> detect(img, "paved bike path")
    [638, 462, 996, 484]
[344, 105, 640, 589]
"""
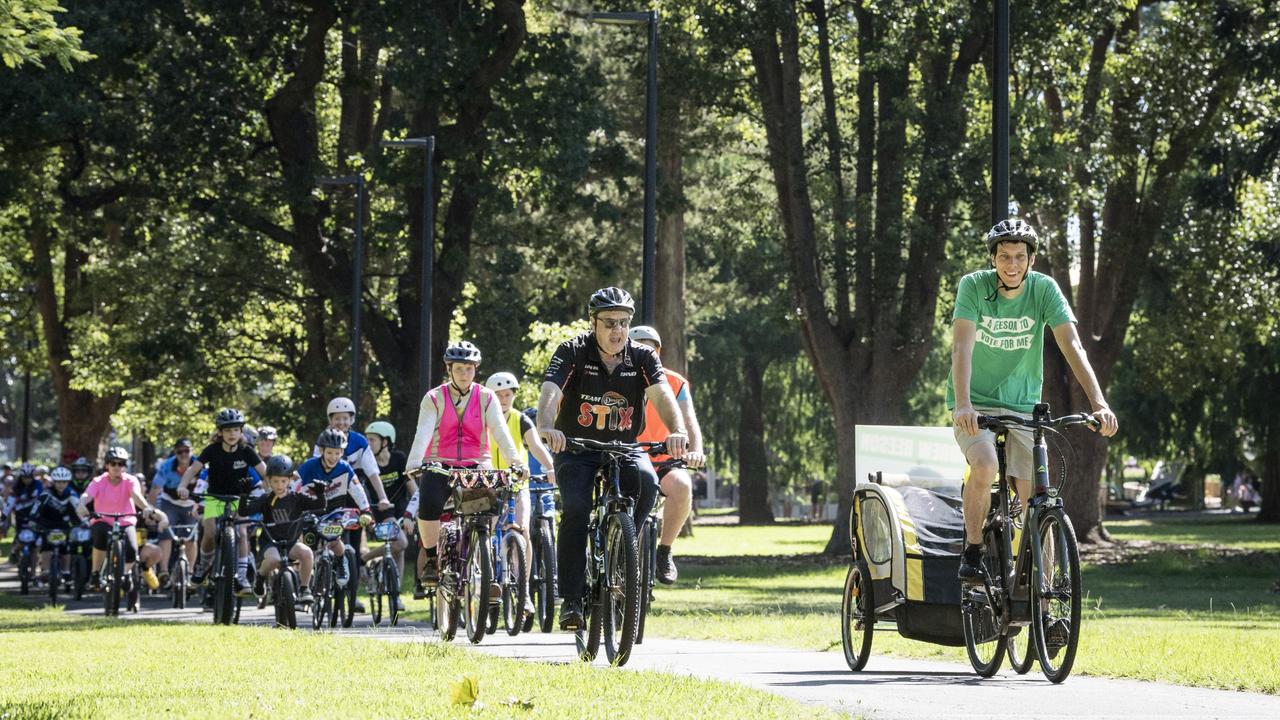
[5, 570, 1278, 719]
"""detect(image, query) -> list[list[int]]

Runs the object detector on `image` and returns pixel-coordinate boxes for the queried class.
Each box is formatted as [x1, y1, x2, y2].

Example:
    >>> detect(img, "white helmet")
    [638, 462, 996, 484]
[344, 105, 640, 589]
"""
[327, 397, 356, 416]
[485, 372, 519, 392]
[628, 325, 662, 347]
[50, 466, 73, 483]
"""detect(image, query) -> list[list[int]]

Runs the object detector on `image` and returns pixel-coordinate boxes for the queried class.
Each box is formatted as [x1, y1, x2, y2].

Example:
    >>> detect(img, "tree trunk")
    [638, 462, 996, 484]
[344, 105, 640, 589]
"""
[655, 134, 688, 376]
[1260, 416, 1280, 523]
[737, 354, 773, 524]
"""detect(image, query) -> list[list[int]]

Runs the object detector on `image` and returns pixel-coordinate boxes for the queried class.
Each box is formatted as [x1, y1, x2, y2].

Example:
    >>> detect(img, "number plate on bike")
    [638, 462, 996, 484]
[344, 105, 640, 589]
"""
[319, 522, 344, 540]
[17, 529, 35, 543]
[71, 527, 91, 543]
[373, 521, 398, 541]
[46, 530, 67, 544]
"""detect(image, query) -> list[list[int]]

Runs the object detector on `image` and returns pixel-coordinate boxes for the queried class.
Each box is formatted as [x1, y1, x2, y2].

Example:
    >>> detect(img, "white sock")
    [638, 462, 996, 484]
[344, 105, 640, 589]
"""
[237, 555, 249, 580]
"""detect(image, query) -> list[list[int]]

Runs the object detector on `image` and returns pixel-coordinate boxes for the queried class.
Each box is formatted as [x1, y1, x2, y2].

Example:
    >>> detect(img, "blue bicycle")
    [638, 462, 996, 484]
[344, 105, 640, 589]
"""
[489, 471, 528, 636]
[522, 478, 558, 633]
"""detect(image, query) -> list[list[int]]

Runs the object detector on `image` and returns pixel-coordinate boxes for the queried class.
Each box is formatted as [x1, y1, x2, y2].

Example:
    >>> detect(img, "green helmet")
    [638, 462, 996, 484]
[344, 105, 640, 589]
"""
[364, 421, 396, 445]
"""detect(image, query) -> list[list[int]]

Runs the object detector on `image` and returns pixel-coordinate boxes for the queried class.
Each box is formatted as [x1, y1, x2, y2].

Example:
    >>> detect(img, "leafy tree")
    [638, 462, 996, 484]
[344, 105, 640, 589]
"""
[0, 0, 90, 70]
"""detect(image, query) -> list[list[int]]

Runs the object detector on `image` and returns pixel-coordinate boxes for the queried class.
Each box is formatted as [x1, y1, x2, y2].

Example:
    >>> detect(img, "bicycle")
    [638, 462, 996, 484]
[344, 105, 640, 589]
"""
[166, 522, 199, 609]
[961, 403, 1096, 683]
[303, 508, 356, 630]
[14, 521, 38, 595]
[40, 525, 74, 605]
[253, 515, 311, 630]
[91, 512, 138, 617]
[418, 465, 514, 644]
[367, 518, 403, 627]
[522, 477, 558, 634]
[637, 453, 679, 644]
[565, 438, 662, 667]
[492, 471, 528, 637]
[192, 493, 251, 626]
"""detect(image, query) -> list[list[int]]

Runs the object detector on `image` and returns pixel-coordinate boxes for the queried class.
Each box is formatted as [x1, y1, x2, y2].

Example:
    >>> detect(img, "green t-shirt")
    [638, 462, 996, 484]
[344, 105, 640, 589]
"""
[946, 270, 1076, 413]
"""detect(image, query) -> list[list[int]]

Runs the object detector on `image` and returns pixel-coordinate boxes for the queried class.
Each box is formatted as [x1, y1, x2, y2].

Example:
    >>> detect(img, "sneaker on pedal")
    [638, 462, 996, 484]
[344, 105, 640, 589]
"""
[191, 569, 207, 587]
[157, 572, 170, 590]
[1044, 613, 1070, 658]
[489, 582, 502, 601]
[524, 597, 536, 616]
[413, 581, 427, 600]
[253, 574, 267, 597]
[559, 599, 584, 631]
[957, 545, 985, 583]
[298, 586, 314, 605]
[353, 599, 365, 614]
[656, 544, 678, 585]
[89, 571, 102, 591]
[142, 567, 160, 591]
[235, 576, 254, 597]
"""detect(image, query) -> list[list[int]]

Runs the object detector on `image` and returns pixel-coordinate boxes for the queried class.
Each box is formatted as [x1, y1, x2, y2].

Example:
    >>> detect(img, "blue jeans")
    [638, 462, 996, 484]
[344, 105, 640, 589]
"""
[554, 450, 658, 604]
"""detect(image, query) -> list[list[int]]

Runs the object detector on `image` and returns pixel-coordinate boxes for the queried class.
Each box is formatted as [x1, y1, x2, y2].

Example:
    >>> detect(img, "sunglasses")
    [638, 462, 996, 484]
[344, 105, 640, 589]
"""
[106, 461, 126, 468]
[176, 448, 192, 454]
[596, 317, 631, 330]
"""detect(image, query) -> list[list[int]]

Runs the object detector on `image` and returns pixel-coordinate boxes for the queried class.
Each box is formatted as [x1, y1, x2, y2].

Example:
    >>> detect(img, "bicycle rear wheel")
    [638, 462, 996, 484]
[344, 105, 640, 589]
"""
[341, 546, 358, 628]
[173, 557, 188, 610]
[601, 512, 640, 667]
[841, 562, 874, 671]
[385, 558, 401, 626]
[18, 547, 31, 595]
[105, 543, 124, 617]
[961, 534, 1007, 677]
[535, 524, 556, 633]
[1032, 509, 1081, 683]
[277, 571, 298, 629]
[636, 517, 655, 644]
[73, 554, 89, 601]
[1006, 625, 1034, 674]
[48, 552, 61, 605]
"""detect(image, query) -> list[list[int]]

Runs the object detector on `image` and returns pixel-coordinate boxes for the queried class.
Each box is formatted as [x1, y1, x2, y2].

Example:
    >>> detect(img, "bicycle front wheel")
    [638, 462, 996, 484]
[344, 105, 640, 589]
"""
[601, 511, 640, 667]
[105, 543, 124, 617]
[385, 557, 401, 626]
[369, 557, 384, 626]
[47, 552, 61, 606]
[212, 530, 236, 625]
[535, 523, 557, 633]
[312, 556, 332, 631]
[464, 527, 492, 644]
[501, 532, 527, 636]
[1031, 509, 1082, 683]
[841, 562, 874, 671]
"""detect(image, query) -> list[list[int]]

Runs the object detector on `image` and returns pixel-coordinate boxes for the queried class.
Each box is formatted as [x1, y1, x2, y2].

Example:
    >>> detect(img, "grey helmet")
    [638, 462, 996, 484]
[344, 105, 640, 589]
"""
[443, 341, 482, 365]
[215, 408, 246, 429]
[588, 286, 635, 316]
[985, 218, 1040, 254]
[316, 428, 347, 450]
[265, 454, 294, 477]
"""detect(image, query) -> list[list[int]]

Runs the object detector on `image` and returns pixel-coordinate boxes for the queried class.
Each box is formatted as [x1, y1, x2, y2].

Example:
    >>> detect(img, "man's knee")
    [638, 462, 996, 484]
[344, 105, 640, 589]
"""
[660, 470, 692, 500]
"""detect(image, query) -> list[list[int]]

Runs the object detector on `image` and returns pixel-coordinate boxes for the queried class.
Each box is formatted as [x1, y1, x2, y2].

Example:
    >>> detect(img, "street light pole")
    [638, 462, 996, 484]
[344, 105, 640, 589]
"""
[992, 0, 1010, 224]
[590, 10, 659, 325]
[381, 137, 436, 398]
[317, 174, 366, 405]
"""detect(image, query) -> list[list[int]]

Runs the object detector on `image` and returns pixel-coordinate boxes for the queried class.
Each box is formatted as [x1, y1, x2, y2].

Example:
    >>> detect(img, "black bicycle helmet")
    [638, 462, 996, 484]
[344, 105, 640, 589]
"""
[105, 446, 130, 464]
[174, 438, 193, 449]
[587, 286, 635, 316]
[265, 454, 294, 477]
[443, 341, 482, 365]
[316, 428, 347, 450]
[215, 407, 246, 429]
[71, 456, 92, 472]
[985, 218, 1040, 254]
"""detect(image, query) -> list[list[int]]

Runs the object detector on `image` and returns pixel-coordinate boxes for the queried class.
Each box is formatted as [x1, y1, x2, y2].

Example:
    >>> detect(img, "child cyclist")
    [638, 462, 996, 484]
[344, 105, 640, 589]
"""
[239, 455, 324, 604]
[363, 421, 413, 614]
[178, 408, 267, 595]
[29, 465, 79, 586]
[75, 447, 167, 590]
[295, 429, 374, 589]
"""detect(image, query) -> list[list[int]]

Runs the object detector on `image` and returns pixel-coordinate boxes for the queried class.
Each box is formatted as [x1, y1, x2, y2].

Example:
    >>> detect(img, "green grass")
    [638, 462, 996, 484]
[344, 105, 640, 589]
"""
[0, 597, 841, 720]
[1107, 513, 1280, 552]
[674, 522, 832, 557]
[638, 523, 1280, 693]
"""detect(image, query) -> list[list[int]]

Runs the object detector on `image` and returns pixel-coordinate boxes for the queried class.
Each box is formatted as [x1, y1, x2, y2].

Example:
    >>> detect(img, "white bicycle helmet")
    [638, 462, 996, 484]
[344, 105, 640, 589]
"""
[50, 466, 73, 483]
[628, 325, 662, 347]
[327, 397, 357, 416]
[485, 372, 520, 392]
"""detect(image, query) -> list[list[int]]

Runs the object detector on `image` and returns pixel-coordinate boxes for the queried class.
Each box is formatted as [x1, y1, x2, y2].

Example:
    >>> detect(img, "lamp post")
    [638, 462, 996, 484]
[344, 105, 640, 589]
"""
[317, 174, 366, 405]
[587, 10, 659, 325]
[992, 0, 1009, 224]
[380, 137, 436, 398]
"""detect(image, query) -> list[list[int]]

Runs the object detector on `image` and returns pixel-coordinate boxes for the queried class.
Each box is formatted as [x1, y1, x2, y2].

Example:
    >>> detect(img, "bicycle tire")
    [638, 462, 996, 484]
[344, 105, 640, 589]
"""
[370, 557, 384, 626]
[841, 562, 874, 671]
[106, 541, 124, 617]
[465, 526, 492, 644]
[636, 517, 655, 644]
[341, 546, 358, 628]
[312, 556, 331, 631]
[961, 531, 1007, 677]
[18, 547, 31, 595]
[173, 557, 188, 610]
[601, 511, 640, 667]
[578, 579, 603, 662]
[213, 528, 236, 625]
[438, 582, 459, 641]
[47, 552, 61, 605]
[386, 558, 401, 626]
[502, 532, 528, 636]
[73, 554, 88, 601]
[536, 524, 556, 633]
[278, 570, 298, 629]
[1032, 509, 1082, 683]
[1006, 625, 1034, 674]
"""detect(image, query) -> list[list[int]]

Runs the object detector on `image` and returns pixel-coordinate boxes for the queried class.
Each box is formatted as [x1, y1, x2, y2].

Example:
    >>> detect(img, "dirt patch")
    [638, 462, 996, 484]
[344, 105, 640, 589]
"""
[1078, 539, 1277, 566]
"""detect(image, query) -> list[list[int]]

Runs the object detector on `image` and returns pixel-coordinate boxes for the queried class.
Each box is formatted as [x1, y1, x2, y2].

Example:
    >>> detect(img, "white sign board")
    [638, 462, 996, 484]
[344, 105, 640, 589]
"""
[854, 425, 967, 490]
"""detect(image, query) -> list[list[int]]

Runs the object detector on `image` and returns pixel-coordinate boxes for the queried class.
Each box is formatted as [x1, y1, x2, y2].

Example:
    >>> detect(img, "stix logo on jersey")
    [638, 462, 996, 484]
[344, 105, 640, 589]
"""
[577, 391, 635, 432]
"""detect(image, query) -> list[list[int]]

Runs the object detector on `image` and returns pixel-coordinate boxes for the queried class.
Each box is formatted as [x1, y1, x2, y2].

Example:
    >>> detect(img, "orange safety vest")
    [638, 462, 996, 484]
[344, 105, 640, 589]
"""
[638, 369, 688, 463]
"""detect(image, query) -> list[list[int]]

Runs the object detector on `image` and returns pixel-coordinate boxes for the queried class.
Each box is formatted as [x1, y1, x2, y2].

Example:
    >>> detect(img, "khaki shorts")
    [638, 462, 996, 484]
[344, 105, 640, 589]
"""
[954, 407, 1034, 481]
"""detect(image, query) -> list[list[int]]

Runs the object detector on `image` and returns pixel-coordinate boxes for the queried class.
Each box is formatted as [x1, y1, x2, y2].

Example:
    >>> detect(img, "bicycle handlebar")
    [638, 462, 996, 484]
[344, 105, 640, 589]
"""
[977, 412, 1100, 433]
[566, 437, 666, 454]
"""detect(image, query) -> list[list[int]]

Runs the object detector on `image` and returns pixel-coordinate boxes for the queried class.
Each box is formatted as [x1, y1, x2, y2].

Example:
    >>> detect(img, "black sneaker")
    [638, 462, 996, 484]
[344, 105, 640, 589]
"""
[559, 599, 584, 631]
[958, 545, 985, 583]
[413, 581, 427, 600]
[352, 598, 365, 614]
[1044, 614, 1070, 658]
[89, 571, 102, 592]
[191, 569, 207, 587]
[656, 544, 678, 585]
[253, 574, 266, 597]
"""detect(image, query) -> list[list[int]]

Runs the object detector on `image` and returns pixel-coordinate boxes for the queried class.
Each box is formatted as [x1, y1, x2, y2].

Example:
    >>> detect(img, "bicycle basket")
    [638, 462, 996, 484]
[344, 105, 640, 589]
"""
[71, 526, 92, 543]
[17, 528, 36, 544]
[373, 520, 399, 541]
[46, 529, 68, 545]
[452, 485, 501, 516]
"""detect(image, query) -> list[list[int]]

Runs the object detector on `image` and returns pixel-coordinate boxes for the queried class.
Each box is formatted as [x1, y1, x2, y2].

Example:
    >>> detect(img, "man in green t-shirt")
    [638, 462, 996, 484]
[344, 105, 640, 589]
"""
[949, 219, 1119, 581]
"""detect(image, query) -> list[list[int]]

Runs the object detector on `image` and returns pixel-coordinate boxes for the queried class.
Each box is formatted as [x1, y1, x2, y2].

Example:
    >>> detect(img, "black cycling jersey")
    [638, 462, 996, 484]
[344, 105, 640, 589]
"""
[197, 442, 261, 496]
[239, 491, 326, 537]
[544, 332, 665, 443]
[376, 450, 409, 505]
[29, 487, 79, 529]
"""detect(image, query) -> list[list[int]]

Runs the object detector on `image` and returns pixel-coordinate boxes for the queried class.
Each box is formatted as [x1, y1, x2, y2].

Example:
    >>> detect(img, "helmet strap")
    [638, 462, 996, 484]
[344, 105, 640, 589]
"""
[449, 381, 472, 408]
[595, 339, 622, 360]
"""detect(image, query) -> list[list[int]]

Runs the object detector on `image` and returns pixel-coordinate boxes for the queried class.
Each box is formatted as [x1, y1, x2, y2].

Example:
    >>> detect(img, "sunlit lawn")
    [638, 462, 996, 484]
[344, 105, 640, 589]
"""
[1107, 512, 1280, 552]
